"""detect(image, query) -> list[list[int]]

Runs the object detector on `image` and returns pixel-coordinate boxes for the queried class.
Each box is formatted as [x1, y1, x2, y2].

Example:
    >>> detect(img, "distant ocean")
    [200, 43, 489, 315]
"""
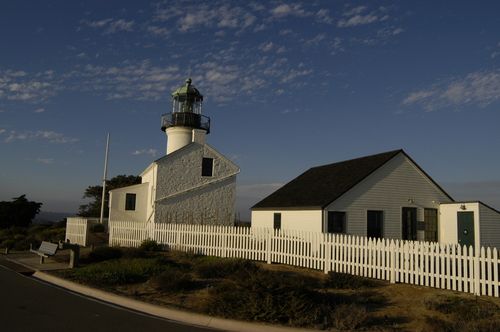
[34, 211, 75, 224]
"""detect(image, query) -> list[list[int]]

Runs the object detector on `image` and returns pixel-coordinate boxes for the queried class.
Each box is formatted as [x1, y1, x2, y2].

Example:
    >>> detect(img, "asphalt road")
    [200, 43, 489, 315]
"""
[0, 263, 220, 332]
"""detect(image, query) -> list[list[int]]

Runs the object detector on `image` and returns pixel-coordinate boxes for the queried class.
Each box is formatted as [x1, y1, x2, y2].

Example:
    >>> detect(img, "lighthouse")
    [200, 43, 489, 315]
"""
[161, 78, 211, 155]
[109, 78, 239, 227]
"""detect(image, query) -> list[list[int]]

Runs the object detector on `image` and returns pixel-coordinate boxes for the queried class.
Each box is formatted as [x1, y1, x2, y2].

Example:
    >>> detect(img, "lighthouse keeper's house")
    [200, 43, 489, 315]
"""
[251, 149, 500, 249]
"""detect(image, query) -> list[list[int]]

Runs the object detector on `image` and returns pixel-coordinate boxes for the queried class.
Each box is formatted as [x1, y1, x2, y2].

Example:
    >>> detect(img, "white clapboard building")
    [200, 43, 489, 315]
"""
[252, 150, 500, 249]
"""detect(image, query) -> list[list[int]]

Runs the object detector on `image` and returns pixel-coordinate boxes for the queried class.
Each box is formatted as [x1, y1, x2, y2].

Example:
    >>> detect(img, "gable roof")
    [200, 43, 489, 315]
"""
[252, 149, 453, 210]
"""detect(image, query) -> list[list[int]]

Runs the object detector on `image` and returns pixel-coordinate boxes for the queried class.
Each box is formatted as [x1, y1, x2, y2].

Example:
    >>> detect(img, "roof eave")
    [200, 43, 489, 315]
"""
[251, 206, 322, 211]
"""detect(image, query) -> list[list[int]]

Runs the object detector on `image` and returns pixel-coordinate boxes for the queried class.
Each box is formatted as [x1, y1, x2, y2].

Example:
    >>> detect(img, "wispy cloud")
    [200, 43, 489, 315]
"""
[68, 60, 182, 101]
[0, 69, 60, 103]
[270, 4, 310, 19]
[81, 18, 134, 34]
[34, 108, 45, 113]
[154, 2, 256, 32]
[147, 25, 169, 37]
[0, 128, 6, 135]
[36, 157, 54, 164]
[3, 130, 78, 143]
[315, 9, 333, 24]
[403, 70, 500, 111]
[132, 148, 158, 157]
[490, 41, 500, 59]
[337, 6, 388, 28]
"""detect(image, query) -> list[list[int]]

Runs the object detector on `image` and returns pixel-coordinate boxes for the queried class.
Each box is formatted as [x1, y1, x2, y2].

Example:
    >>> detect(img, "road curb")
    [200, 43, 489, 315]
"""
[33, 271, 316, 332]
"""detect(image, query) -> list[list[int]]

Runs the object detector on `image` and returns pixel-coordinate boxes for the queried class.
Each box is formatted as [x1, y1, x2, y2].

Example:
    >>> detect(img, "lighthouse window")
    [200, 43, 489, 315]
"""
[202, 158, 213, 177]
[125, 193, 136, 211]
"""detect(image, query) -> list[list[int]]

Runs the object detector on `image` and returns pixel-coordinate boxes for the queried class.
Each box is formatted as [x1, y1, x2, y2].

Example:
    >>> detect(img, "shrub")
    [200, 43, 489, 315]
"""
[139, 239, 161, 252]
[326, 272, 383, 289]
[150, 268, 195, 292]
[329, 303, 368, 330]
[195, 258, 259, 279]
[424, 296, 497, 321]
[71, 258, 164, 285]
[121, 247, 147, 259]
[87, 246, 122, 263]
[89, 223, 105, 233]
[0, 239, 15, 249]
[422, 315, 500, 332]
[206, 269, 327, 326]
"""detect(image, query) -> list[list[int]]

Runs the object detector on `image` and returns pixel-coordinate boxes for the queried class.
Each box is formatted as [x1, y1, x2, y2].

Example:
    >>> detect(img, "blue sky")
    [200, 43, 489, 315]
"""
[1, 1, 499, 219]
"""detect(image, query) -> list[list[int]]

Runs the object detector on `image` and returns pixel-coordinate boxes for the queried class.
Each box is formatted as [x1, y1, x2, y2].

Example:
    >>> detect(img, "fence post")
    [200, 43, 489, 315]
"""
[222, 226, 227, 258]
[474, 245, 480, 296]
[266, 228, 272, 264]
[108, 221, 113, 246]
[83, 220, 89, 247]
[390, 240, 396, 284]
[324, 233, 330, 274]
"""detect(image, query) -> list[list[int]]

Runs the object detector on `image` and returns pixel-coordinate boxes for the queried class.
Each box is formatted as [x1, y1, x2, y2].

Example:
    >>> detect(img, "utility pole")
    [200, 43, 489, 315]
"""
[99, 133, 110, 224]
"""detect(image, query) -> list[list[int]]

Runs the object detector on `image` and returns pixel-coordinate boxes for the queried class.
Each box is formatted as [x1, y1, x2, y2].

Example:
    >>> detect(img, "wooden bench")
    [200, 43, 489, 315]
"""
[30, 241, 59, 264]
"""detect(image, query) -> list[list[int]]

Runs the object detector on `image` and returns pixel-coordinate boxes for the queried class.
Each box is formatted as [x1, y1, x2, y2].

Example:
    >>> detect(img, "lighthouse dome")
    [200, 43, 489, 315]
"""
[171, 78, 203, 100]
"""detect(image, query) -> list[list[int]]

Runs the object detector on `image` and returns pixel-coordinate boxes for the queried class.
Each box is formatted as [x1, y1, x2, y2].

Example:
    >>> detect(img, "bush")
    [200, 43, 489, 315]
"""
[326, 272, 383, 289]
[206, 269, 328, 326]
[0, 239, 15, 249]
[121, 247, 148, 259]
[422, 315, 500, 332]
[329, 303, 368, 330]
[87, 246, 122, 263]
[195, 258, 259, 279]
[139, 239, 161, 252]
[150, 268, 195, 292]
[424, 296, 497, 321]
[89, 223, 105, 233]
[71, 258, 164, 285]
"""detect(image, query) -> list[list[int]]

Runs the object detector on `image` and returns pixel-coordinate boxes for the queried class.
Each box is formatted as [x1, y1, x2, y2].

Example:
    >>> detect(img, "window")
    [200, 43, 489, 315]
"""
[202, 157, 213, 177]
[125, 193, 136, 211]
[367, 210, 383, 239]
[424, 208, 438, 242]
[402, 207, 417, 241]
[273, 213, 281, 230]
[327, 211, 346, 233]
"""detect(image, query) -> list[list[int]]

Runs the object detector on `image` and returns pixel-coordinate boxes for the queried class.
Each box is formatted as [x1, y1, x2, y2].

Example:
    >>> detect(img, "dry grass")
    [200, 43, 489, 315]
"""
[53, 249, 500, 331]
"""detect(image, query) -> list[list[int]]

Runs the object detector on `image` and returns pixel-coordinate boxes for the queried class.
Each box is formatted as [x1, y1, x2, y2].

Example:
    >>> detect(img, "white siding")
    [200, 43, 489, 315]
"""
[439, 203, 480, 247]
[109, 183, 149, 222]
[325, 153, 452, 239]
[479, 204, 500, 249]
[140, 163, 157, 222]
[251, 210, 322, 232]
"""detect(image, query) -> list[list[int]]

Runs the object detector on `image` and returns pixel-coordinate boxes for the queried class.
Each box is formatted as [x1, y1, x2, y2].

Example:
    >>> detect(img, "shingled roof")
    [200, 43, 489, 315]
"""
[252, 149, 452, 209]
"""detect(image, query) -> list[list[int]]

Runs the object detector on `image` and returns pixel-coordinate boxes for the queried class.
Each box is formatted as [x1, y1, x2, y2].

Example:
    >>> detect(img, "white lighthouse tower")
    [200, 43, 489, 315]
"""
[109, 78, 239, 227]
[161, 78, 210, 155]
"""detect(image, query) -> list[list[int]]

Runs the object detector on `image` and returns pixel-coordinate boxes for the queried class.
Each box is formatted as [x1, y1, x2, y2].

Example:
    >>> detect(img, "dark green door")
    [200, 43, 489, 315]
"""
[424, 208, 438, 242]
[402, 207, 417, 240]
[457, 212, 474, 248]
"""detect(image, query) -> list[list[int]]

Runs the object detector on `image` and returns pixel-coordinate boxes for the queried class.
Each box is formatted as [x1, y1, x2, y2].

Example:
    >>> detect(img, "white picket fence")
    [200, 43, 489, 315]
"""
[108, 221, 500, 297]
[65, 218, 90, 246]
[65, 217, 108, 246]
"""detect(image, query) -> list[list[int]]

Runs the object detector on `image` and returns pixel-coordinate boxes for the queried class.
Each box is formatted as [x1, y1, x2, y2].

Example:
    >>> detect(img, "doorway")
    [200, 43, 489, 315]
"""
[402, 207, 417, 241]
[457, 212, 474, 248]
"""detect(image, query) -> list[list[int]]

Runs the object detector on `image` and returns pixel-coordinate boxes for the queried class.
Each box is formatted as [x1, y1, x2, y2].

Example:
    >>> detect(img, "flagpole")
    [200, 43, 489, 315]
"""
[99, 133, 110, 224]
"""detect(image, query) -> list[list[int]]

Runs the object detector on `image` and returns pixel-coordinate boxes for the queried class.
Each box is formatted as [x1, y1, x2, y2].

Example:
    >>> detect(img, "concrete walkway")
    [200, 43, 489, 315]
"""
[3, 249, 72, 272]
[1, 251, 316, 332]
